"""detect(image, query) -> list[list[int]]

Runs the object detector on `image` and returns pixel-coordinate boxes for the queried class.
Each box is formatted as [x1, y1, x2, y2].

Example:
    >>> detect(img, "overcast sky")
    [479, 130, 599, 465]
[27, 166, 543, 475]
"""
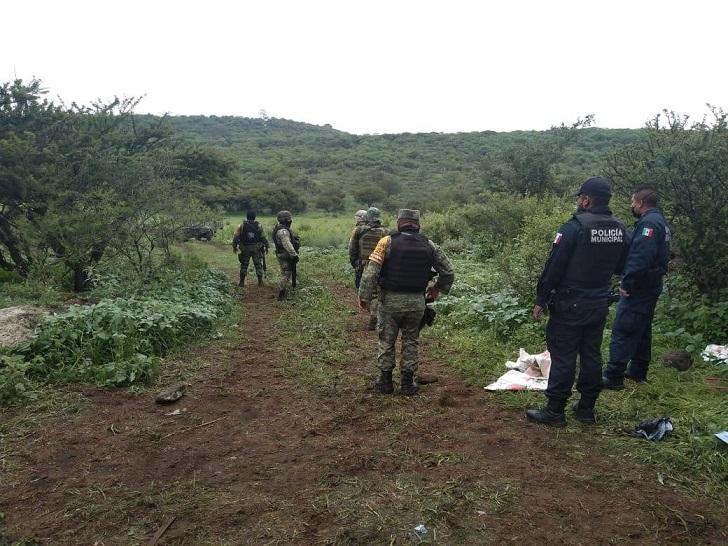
[3, 0, 726, 134]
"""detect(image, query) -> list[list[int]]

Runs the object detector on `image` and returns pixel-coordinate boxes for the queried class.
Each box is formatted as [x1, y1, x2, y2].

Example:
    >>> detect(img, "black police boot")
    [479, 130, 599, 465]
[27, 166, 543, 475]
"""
[571, 400, 596, 424]
[526, 400, 566, 427]
[257, 275, 264, 287]
[239, 273, 245, 287]
[525, 408, 566, 427]
[374, 370, 394, 394]
[400, 371, 419, 396]
[624, 369, 647, 383]
[602, 374, 625, 390]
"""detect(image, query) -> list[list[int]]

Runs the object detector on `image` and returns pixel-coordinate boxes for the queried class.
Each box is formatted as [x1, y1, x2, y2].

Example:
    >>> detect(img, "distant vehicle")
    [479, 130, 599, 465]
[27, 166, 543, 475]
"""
[181, 224, 215, 241]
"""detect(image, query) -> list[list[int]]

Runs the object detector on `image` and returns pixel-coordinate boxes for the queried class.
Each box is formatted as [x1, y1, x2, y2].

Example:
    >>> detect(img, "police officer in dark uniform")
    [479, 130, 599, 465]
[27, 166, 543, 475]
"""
[527, 177, 628, 426]
[603, 187, 671, 389]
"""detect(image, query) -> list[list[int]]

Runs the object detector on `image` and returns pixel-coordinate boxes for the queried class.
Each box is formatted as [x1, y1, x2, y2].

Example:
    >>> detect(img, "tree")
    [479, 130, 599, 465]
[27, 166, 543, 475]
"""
[315, 186, 345, 212]
[606, 108, 728, 298]
[495, 116, 594, 196]
[0, 78, 217, 290]
[353, 184, 386, 207]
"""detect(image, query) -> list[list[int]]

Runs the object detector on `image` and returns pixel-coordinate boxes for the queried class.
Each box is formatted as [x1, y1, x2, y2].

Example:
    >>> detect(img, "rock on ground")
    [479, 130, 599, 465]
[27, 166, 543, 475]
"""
[0, 305, 47, 348]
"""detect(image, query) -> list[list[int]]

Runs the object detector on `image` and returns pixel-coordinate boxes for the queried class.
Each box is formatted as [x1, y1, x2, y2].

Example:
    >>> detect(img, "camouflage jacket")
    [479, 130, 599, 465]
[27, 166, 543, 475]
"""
[358, 233, 455, 312]
[273, 226, 299, 259]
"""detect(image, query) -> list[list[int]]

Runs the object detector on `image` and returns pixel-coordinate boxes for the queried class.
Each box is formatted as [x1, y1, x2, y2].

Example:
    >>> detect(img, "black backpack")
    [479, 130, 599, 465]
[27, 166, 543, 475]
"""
[241, 221, 262, 244]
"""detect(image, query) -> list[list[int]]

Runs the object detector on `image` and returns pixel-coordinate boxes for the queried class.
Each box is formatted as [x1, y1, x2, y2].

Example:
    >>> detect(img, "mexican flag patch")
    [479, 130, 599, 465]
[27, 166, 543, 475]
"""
[642, 227, 654, 238]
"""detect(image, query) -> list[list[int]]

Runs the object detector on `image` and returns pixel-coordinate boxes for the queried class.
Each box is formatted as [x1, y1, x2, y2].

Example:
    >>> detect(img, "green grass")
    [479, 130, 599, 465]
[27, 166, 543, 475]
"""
[432, 256, 728, 498]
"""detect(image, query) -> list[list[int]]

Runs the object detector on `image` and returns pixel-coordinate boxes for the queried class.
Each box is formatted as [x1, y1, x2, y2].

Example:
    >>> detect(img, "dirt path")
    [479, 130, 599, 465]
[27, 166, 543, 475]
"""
[1, 263, 726, 545]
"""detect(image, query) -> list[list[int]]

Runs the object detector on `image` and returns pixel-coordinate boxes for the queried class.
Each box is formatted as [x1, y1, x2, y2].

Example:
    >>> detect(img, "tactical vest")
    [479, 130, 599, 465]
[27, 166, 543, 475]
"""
[359, 225, 388, 261]
[241, 221, 263, 244]
[272, 224, 300, 254]
[379, 232, 435, 293]
[561, 212, 626, 291]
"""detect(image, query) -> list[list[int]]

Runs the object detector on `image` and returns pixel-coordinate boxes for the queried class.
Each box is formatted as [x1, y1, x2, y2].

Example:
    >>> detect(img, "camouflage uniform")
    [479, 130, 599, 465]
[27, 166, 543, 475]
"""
[359, 209, 454, 394]
[233, 219, 269, 286]
[272, 210, 300, 300]
[349, 207, 389, 329]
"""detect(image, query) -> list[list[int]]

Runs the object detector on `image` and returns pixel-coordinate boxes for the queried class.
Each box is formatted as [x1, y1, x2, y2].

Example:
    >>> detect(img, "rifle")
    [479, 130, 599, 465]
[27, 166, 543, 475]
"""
[261, 247, 267, 276]
[291, 258, 297, 288]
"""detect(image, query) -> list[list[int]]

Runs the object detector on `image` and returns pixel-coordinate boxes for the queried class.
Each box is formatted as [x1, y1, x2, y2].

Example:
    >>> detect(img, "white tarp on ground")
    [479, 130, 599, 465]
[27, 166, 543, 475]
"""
[702, 344, 728, 365]
[485, 349, 551, 391]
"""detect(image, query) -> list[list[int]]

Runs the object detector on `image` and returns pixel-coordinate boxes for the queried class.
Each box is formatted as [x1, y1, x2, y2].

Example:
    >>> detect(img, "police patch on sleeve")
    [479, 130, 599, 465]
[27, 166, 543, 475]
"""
[590, 227, 624, 244]
[553, 233, 563, 245]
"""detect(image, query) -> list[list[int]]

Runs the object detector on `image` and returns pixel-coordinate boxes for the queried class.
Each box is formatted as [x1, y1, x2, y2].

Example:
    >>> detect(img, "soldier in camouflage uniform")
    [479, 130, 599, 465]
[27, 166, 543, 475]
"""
[349, 207, 390, 329]
[354, 209, 368, 227]
[359, 209, 454, 395]
[271, 210, 300, 300]
[232, 210, 269, 287]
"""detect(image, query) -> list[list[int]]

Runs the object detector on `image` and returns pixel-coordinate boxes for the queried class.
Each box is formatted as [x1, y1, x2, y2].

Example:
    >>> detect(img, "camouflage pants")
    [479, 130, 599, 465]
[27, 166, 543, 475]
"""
[377, 308, 424, 374]
[277, 257, 294, 291]
[239, 245, 264, 278]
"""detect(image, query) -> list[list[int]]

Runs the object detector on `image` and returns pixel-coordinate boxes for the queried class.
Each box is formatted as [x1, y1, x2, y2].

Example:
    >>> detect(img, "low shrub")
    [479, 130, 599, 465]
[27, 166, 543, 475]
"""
[13, 267, 231, 389]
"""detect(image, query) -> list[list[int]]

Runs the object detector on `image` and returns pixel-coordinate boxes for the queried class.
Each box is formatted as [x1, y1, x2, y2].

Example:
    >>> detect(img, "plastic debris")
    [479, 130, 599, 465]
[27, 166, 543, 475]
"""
[701, 344, 728, 365]
[633, 417, 673, 441]
[412, 523, 428, 539]
[715, 431, 728, 446]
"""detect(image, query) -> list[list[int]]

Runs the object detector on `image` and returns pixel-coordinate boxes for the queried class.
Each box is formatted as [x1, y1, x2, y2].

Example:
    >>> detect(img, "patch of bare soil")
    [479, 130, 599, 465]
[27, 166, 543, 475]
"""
[0, 305, 48, 347]
[1, 276, 726, 545]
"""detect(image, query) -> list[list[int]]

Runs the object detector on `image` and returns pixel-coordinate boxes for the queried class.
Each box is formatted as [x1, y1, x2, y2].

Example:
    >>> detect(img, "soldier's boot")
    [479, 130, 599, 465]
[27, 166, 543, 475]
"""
[238, 273, 245, 287]
[526, 400, 566, 427]
[400, 371, 419, 396]
[571, 399, 597, 424]
[374, 370, 394, 394]
[257, 275, 264, 287]
[277, 289, 286, 301]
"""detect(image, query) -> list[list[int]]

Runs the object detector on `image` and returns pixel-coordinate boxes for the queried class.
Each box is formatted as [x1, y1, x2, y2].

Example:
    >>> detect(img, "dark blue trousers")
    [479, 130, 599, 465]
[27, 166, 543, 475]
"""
[545, 305, 609, 411]
[604, 294, 659, 381]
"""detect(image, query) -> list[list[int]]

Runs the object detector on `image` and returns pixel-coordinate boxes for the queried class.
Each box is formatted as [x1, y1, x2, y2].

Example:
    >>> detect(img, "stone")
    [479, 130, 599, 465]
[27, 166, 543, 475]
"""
[662, 349, 692, 371]
[155, 383, 187, 404]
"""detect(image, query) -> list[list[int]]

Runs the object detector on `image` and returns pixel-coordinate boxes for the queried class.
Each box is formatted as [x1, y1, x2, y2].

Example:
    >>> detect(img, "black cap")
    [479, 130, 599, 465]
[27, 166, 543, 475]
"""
[573, 176, 612, 198]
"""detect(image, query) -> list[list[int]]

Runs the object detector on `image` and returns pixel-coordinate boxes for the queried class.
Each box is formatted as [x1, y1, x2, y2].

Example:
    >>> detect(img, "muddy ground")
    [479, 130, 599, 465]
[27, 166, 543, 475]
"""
[1, 264, 726, 545]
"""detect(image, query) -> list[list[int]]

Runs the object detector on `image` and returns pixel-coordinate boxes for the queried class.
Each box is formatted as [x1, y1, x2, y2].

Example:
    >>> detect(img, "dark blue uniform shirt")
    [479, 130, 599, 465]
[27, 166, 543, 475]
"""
[620, 208, 671, 296]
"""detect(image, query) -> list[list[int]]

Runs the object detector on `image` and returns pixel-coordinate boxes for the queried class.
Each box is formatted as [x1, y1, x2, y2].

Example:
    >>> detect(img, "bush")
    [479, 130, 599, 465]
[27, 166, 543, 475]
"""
[0, 354, 36, 405]
[13, 267, 231, 388]
[495, 203, 572, 302]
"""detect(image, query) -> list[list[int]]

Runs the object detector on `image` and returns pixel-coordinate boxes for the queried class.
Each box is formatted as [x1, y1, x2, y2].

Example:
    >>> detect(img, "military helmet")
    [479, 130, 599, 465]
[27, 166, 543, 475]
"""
[354, 209, 368, 223]
[276, 210, 293, 223]
[366, 207, 381, 222]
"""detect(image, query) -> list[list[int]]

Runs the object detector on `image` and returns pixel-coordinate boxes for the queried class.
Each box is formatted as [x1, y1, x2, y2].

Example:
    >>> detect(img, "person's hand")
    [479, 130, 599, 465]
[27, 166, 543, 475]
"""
[427, 285, 440, 300]
[532, 304, 544, 320]
[619, 287, 630, 298]
[359, 299, 369, 311]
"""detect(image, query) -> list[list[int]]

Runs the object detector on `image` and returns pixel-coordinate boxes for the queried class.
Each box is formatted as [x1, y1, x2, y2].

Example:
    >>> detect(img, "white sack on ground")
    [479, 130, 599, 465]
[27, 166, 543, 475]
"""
[702, 344, 728, 365]
[486, 349, 551, 391]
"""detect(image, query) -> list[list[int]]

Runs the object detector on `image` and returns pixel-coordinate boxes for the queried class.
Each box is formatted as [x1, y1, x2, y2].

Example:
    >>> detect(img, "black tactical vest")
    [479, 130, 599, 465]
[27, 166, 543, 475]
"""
[241, 221, 263, 244]
[272, 224, 300, 254]
[561, 211, 626, 290]
[379, 232, 435, 293]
